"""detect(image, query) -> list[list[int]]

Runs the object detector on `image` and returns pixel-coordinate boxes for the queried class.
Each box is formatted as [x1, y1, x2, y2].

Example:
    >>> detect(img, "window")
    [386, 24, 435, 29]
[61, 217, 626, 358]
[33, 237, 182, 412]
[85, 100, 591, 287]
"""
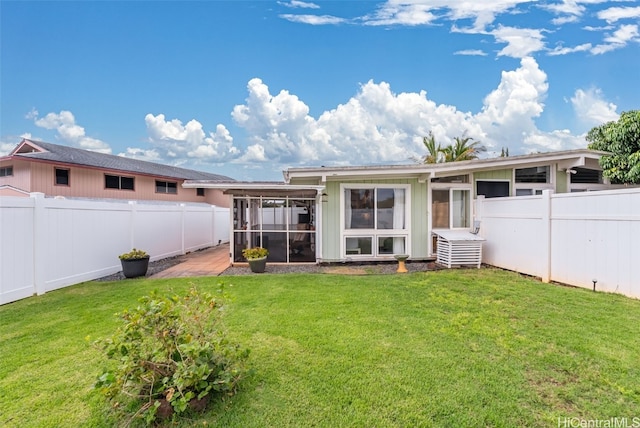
[515, 188, 544, 196]
[571, 168, 602, 184]
[515, 166, 549, 183]
[105, 174, 135, 190]
[156, 180, 177, 194]
[0, 166, 13, 177]
[344, 188, 406, 231]
[432, 189, 470, 229]
[431, 175, 469, 183]
[55, 168, 69, 186]
[342, 185, 409, 258]
[196, 187, 205, 197]
[476, 180, 510, 198]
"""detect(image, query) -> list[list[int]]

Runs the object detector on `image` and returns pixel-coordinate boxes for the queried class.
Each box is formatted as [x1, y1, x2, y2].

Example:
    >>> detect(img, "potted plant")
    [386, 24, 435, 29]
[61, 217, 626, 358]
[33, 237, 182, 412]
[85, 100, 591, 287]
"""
[242, 247, 269, 273]
[118, 248, 150, 278]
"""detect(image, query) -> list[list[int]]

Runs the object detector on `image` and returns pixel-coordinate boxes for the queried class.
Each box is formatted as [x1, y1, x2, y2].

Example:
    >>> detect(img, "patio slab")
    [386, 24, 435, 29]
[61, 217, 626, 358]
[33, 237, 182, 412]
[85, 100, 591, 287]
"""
[149, 244, 230, 279]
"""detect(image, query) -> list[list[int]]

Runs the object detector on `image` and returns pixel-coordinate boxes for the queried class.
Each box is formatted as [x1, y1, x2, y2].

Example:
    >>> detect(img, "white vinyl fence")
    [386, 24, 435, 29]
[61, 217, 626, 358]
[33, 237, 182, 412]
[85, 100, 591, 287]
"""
[0, 193, 229, 305]
[476, 188, 640, 299]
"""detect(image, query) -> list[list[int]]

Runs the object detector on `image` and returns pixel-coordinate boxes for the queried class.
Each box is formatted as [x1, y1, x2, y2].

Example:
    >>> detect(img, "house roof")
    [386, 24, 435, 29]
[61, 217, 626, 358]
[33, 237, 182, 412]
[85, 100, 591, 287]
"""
[7, 139, 233, 181]
[284, 149, 607, 183]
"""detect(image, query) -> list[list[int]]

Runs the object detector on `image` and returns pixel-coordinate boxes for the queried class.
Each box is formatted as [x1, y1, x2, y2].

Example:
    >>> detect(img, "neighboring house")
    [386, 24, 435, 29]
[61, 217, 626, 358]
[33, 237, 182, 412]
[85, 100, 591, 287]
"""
[185, 149, 621, 264]
[0, 139, 233, 207]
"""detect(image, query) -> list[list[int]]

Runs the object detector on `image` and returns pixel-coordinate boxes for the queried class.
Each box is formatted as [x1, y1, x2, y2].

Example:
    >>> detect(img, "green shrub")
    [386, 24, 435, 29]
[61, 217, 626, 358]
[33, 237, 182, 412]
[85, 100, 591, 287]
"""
[93, 285, 250, 425]
[118, 248, 149, 260]
[241, 247, 268, 260]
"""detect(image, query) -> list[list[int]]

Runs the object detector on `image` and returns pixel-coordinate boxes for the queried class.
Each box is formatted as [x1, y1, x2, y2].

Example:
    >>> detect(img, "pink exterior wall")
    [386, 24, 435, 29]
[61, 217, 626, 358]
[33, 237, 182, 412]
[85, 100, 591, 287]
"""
[0, 159, 31, 192]
[0, 159, 230, 207]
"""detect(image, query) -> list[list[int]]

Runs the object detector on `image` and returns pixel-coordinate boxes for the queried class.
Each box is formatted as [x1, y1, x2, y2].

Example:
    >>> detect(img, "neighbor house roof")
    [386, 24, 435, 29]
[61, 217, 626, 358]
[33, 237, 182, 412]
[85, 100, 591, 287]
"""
[283, 149, 607, 183]
[6, 139, 233, 181]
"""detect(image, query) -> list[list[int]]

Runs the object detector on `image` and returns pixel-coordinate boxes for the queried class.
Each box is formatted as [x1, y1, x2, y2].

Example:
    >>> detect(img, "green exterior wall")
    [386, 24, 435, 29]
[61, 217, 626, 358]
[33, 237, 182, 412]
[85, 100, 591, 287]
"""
[320, 178, 429, 261]
[555, 168, 568, 193]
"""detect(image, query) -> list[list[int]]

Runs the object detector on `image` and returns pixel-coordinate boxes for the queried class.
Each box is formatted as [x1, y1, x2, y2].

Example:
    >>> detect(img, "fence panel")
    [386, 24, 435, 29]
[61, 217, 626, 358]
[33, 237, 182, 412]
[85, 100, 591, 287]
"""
[549, 190, 640, 298]
[479, 195, 548, 279]
[478, 188, 640, 299]
[42, 198, 132, 292]
[0, 197, 36, 304]
[0, 194, 230, 305]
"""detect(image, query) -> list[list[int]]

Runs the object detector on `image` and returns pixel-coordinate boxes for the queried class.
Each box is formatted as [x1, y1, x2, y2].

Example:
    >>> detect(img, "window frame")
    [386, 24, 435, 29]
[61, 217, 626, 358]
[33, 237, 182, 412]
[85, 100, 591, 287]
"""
[431, 183, 472, 230]
[340, 183, 410, 259]
[155, 180, 178, 195]
[196, 187, 205, 197]
[54, 167, 70, 186]
[0, 166, 13, 177]
[513, 165, 554, 196]
[105, 174, 135, 191]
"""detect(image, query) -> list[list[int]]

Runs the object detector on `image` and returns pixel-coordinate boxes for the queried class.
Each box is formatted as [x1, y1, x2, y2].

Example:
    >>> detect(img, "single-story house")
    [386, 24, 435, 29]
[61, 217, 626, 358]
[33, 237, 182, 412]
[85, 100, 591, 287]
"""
[185, 149, 621, 264]
[0, 139, 233, 206]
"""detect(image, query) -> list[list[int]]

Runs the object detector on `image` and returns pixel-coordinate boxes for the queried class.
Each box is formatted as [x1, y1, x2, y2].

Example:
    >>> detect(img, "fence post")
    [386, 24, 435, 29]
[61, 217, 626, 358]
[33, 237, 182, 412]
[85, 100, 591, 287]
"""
[30, 192, 46, 296]
[180, 203, 186, 255]
[128, 200, 138, 250]
[541, 190, 553, 283]
[211, 205, 217, 246]
[475, 195, 485, 227]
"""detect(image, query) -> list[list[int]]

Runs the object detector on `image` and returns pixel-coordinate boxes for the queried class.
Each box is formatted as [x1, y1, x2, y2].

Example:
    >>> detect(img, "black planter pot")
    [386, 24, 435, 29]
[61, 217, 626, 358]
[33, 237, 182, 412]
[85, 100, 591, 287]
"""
[247, 256, 267, 273]
[121, 257, 150, 278]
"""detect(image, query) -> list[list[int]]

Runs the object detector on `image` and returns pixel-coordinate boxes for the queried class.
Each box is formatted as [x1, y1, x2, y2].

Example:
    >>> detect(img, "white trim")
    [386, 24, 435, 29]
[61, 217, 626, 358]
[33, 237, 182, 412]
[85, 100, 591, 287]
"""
[339, 183, 411, 260]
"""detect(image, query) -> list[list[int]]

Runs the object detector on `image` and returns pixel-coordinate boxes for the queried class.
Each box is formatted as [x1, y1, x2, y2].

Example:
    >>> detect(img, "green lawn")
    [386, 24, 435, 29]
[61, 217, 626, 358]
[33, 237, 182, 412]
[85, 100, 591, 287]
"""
[1, 268, 639, 427]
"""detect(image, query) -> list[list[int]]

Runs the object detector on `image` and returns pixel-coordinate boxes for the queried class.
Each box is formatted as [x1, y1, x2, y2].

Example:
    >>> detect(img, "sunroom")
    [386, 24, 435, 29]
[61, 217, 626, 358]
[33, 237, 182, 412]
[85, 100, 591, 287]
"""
[183, 182, 325, 263]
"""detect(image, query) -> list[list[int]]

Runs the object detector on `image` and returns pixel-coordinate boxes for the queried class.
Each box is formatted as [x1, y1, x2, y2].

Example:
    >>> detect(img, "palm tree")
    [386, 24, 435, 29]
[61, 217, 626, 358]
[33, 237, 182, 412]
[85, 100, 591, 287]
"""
[443, 136, 486, 162]
[421, 132, 442, 164]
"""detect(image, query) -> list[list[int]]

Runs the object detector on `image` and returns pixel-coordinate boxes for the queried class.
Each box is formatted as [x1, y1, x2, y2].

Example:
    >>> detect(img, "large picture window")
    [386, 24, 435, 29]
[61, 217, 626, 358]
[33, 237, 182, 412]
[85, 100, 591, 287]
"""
[342, 186, 409, 258]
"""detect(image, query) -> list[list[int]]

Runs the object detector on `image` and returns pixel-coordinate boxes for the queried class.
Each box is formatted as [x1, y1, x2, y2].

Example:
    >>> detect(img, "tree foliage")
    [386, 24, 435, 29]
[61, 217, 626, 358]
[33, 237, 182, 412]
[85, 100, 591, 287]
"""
[586, 110, 640, 184]
[421, 132, 443, 164]
[419, 133, 485, 164]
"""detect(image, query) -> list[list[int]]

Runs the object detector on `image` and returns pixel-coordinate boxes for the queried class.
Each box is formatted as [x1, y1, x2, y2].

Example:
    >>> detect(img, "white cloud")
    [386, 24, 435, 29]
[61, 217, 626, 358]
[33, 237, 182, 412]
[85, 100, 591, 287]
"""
[226, 57, 577, 168]
[551, 15, 580, 25]
[491, 25, 546, 58]
[475, 57, 549, 149]
[548, 42, 592, 56]
[362, 3, 438, 26]
[278, 1, 320, 9]
[362, 0, 535, 30]
[142, 114, 240, 164]
[523, 129, 587, 152]
[20, 56, 610, 178]
[454, 49, 488, 56]
[117, 147, 163, 163]
[30, 110, 112, 154]
[598, 6, 640, 24]
[570, 88, 619, 126]
[591, 24, 639, 54]
[279, 14, 346, 25]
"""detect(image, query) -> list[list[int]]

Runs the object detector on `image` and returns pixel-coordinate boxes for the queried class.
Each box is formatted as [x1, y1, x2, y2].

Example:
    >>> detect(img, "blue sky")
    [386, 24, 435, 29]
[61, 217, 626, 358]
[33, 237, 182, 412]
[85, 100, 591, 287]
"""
[2, 1, 639, 181]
